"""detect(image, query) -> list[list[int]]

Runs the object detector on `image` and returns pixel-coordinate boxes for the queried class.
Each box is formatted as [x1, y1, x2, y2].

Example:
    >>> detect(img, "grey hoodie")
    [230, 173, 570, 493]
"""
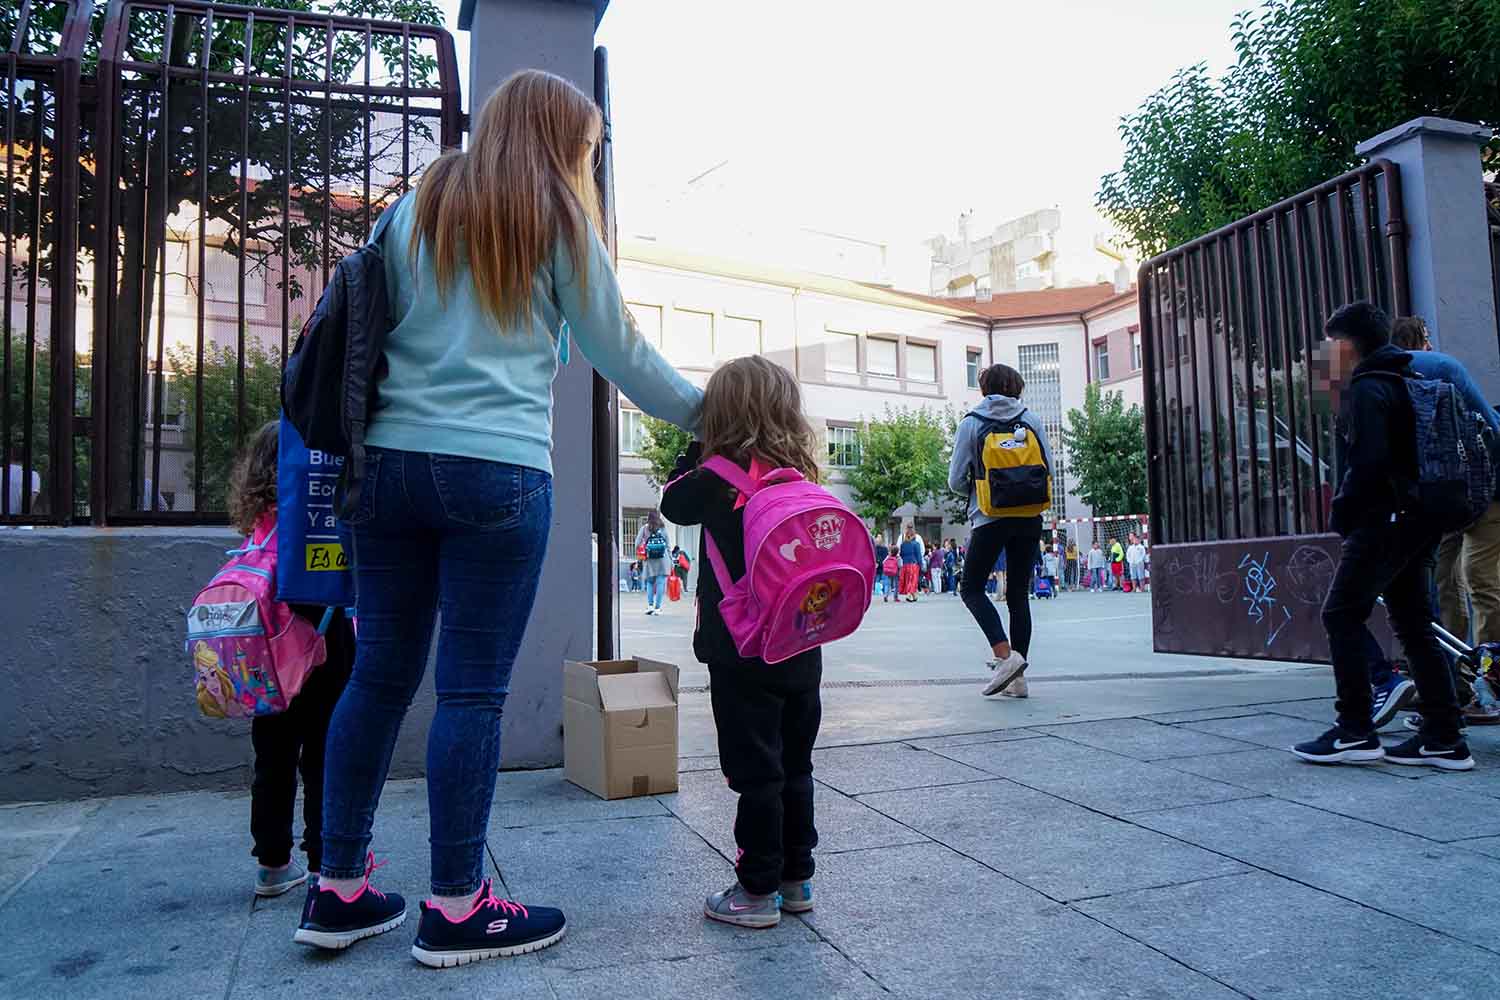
[947, 395, 1053, 528]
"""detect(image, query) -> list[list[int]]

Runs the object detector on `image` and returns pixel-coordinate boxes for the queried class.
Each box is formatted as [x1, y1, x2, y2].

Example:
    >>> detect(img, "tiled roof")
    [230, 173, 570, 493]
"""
[880, 283, 1134, 321]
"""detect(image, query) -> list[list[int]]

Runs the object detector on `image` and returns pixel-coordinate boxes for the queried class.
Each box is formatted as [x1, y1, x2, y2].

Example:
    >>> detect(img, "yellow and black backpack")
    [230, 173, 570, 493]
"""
[974, 415, 1052, 517]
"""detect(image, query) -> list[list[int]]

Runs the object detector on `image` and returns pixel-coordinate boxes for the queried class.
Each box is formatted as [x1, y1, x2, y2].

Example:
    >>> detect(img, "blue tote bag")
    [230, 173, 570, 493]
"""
[276, 414, 355, 609]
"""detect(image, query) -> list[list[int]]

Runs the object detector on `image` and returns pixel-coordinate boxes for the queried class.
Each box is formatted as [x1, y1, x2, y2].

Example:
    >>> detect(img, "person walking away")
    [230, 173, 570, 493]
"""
[225, 423, 356, 899]
[943, 539, 959, 595]
[1393, 316, 1500, 725]
[1292, 302, 1473, 770]
[628, 561, 641, 592]
[636, 510, 672, 615]
[1042, 547, 1060, 596]
[1064, 536, 1079, 592]
[658, 356, 824, 929]
[4, 445, 41, 516]
[1126, 534, 1148, 593]
[929, 543, 945, 593]
[872, 533, 889, 601]
[1108, 537, 1125, 592]
[1086, 541, 1107, 592]
[898, 525, 924, 602]
[672, 545, 692, 590]
[297, 70, 704, 967]
[950, 363, 1052, 699]
[882, 549, 900, 603]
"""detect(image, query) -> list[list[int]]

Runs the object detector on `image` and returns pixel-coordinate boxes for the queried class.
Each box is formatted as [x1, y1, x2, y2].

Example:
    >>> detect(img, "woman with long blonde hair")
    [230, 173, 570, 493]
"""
[297, 70, 701, 967]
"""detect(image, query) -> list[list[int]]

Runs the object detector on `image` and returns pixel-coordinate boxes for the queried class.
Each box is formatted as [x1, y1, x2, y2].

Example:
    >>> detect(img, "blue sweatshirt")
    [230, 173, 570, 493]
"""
[367, 197, 703, 474]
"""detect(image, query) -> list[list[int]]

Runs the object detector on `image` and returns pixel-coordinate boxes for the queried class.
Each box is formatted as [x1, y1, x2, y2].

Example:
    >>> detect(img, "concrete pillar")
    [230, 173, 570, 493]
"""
[459, 0, 611, 767]
[1356, 117, 1500, 396]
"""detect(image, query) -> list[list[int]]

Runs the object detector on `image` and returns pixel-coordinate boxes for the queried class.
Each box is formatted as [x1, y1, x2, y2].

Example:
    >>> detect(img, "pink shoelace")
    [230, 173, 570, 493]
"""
[434, 879, 530, 924]
[324, 851, 389, 903]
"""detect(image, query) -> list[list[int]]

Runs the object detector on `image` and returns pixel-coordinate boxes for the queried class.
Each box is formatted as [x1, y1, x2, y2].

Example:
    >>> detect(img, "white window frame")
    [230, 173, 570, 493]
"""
[620, 409, 646, 456]
[966, 348, 982, 389]
[825, 329, 860, 376]
[717, 314, 763, 362]
[1130, 329, 1142, 372]
[1094, 339, 1111, 382]
[667, 307, 715, 369]
[827, 424, 861, 468]
[906, 341, 938, 384]
[866, 336, 899, 377]
[626, 302, 664, 348]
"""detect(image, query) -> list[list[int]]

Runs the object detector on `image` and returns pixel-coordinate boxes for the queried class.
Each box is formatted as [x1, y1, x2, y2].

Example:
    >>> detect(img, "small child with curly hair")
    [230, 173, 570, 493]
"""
[228, 421, 356, 899]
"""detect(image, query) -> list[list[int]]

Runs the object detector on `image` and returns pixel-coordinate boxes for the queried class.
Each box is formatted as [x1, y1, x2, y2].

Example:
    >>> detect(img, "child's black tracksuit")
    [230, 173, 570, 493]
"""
[659, 443, 821, 897]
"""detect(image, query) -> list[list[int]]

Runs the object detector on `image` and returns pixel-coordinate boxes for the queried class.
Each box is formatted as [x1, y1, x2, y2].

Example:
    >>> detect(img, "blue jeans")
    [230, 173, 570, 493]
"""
[320, 447, 552, 894]
[645, 574, 666, 609]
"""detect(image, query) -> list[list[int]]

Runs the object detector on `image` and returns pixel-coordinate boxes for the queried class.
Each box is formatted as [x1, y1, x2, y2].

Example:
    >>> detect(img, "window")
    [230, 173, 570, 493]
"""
[718, 315, 762, 362]
[826, 330, 859, 376]
[621, 507, 652, 559]
[966, 348, 982, 389]
[907, 342, 937, 384]
[159, 238, 192, 296]
[827, 425, 860, 468]
[1094, 340, 1111, 382]
[867, 337, 899, 377]
[1130, 328, 1142, 371]
[144, 369, 185, 429]
[665, 308, 714, 368]
[620, 409, 646, 456]
[203, 245, 267, 306]
[627, 303, 663, 348]
[1018, 343, 1067, 520]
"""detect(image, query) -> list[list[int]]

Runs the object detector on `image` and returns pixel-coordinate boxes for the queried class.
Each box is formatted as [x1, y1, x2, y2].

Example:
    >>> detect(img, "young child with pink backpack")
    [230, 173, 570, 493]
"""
[188, 422, 356, 898]
[660, 356, 873, 930]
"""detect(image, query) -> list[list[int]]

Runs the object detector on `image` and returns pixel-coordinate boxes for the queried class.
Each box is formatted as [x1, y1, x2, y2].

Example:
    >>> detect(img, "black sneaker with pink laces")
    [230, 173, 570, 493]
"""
[294, 853, 407, 951]
[411, 877, 566, 968]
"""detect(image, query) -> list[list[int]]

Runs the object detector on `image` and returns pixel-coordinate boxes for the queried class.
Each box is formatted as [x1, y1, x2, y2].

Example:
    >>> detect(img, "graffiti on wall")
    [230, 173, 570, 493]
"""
[1239, 551, 1292, 647]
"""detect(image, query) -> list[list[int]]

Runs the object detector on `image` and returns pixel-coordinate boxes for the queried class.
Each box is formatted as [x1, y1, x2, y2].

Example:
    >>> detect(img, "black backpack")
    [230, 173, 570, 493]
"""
[281, 194, 407, 516]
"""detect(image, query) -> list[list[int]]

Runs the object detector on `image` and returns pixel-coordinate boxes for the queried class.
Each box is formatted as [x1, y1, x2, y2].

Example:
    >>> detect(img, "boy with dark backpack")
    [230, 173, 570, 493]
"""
[1293, 302, 1485, 771]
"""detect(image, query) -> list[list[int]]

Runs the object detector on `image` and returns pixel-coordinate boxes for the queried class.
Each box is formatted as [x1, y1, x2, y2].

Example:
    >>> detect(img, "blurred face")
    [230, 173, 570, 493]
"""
[1312, 336, 1358, 408]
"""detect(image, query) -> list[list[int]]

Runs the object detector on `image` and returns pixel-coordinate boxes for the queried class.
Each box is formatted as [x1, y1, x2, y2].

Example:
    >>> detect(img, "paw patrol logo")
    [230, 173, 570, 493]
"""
[808, 513, 846, 551]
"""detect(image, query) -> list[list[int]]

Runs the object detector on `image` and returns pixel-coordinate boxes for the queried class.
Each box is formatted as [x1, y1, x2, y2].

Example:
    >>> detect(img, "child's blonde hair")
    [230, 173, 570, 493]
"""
[227, 421, 278, 536]
[700, 356, 820, 481]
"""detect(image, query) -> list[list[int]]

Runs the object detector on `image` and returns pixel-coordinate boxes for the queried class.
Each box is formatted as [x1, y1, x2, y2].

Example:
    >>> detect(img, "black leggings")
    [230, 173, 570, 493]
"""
[960, 517, 1043, 655]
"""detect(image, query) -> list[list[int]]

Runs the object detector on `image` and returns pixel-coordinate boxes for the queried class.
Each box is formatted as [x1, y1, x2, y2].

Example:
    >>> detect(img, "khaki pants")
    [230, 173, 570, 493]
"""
[1435, 499, 1500, 704]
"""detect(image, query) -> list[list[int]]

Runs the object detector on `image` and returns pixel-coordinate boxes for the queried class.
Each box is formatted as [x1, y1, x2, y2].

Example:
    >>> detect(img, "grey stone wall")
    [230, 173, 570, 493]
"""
[0, 528, 437, 803]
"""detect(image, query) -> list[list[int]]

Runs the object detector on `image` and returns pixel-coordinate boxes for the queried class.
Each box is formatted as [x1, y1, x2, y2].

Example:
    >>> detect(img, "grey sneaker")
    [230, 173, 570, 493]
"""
[256, 859, 308, 897]
[999, 676, 1030, 699]
[704, 882, 781, 929]
[779, 878, 813, 913]
[983, 652, 1027, 697]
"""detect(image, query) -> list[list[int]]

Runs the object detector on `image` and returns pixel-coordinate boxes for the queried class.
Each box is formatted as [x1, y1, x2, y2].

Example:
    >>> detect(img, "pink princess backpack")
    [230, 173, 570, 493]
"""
[700, 456, 875, 664]
[186, 516, 325, 718]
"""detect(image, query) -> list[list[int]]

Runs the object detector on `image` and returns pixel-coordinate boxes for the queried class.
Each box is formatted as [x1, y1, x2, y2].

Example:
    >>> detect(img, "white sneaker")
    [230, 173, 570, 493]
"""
[1000, 677, 1029, 699]
[983, 652, 1027, 697]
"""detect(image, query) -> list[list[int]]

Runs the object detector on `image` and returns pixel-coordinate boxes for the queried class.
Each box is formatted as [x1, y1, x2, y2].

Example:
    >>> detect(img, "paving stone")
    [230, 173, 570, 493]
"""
[493, 814, 816, 972]
[0, 799, 103, 834]
[808, 743, 993, 795]
[1162, 748, 1500, 842]
[904, 728, 1043, 750]
[1456, 836, 1500, 859]
[1142, 706, 1269, 724]
[544, 943, 889, 999]
[1236, 698, 1340, 722]
[677, 755, 720, 773]
[1179, 712, 1320, 749]
[1077, 871, 1499, 999]
[59, 788, 251, 860]
[1036, 717, 1254, 761]
[805, 842, 1245, 1000]
[660, 769, 927, 863]
[935, 737, 1255, 816]
[857, 779, 1247, 901]
[1134, 795, 1500, 950]
[0, 845, 250, 1000]
[490, 768, 671, 828]
[230, 899, 551, 999]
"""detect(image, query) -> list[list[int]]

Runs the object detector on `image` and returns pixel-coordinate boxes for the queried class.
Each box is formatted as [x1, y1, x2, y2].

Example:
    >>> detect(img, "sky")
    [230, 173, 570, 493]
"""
[443, 0, 1252, 290]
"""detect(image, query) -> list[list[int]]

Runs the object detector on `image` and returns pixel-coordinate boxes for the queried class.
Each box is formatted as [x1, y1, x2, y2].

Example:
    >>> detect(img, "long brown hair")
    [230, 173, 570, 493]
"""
[410, 69, 604, 328]
[700, 356, 820, 481]
[227, 421, 278, 536]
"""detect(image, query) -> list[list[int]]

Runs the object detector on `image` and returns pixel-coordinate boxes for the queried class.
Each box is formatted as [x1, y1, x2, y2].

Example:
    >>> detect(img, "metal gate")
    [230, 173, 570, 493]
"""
[1, 0, 461, 525]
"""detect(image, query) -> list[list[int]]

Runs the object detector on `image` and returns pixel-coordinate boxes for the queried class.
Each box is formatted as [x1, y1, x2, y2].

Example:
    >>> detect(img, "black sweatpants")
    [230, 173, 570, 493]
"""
[708, 655, 822, 897]
[249, 610, 354, 871]
[960, 516, 1043, 654]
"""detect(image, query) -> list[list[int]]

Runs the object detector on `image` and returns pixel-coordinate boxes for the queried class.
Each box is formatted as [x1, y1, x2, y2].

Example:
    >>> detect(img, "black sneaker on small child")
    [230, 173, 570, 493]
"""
[1291, 726, 1384, 765]
[1384, 734, 1475, 771]
[411, 877, 566, 968]
[294, 853, 407, 950]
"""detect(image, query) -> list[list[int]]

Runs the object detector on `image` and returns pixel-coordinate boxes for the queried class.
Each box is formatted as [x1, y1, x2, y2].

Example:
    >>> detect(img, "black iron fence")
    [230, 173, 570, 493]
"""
[1138, 161, 1410, 547]
[1488, 181, 1500, 352]
[1, 0, 461, 525]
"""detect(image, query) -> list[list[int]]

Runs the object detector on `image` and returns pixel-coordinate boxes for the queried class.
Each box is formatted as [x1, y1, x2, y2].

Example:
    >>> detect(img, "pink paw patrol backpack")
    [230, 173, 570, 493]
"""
[186, 517, 325, 718]
[700, 456, 874, 664]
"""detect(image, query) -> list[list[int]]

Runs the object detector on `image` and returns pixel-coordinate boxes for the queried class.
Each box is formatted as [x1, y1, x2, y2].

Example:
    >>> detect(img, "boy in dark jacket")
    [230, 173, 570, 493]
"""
[1293, 302, 1471, 770]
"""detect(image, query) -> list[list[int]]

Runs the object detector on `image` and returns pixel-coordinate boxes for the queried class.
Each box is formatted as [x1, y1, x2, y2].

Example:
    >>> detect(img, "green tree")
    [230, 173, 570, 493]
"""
[1098, 0, 1500, 256]
[166, 338, 283, 512]
[845, 407, 951, 526]
[941, 411, 973, 526]
[638, 415, 692, 491]
[1064, 384, 1148, 516]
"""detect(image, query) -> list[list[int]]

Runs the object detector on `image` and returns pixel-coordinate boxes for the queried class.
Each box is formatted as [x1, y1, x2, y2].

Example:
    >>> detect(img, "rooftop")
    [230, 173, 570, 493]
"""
[881, 283, 1136, 322]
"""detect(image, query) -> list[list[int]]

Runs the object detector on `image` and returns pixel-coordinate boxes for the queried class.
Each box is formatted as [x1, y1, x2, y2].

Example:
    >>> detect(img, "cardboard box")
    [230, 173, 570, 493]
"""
[563, 658, 680, 799]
